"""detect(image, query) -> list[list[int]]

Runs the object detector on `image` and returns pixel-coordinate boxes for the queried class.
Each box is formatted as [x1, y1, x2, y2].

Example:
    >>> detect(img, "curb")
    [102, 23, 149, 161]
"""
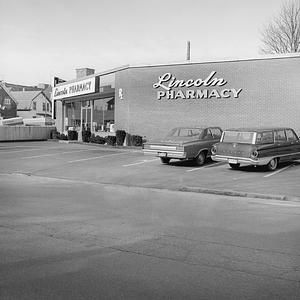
[54, 139, 142, 152]
[178, 186, 300, 202]
[3, 172, 299, 202]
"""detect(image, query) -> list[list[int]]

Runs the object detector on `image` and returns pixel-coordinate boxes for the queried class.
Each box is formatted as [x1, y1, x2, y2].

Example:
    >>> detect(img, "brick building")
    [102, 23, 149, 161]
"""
[53, 54, 300, 140]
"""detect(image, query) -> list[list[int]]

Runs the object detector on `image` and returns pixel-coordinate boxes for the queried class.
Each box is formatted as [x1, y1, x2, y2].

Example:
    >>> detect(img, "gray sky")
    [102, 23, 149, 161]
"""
[0, 0, 287, 85]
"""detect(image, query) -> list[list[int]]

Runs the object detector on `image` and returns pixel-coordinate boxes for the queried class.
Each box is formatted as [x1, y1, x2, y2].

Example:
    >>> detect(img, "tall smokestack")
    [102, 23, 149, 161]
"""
[187, 41, 191, 61]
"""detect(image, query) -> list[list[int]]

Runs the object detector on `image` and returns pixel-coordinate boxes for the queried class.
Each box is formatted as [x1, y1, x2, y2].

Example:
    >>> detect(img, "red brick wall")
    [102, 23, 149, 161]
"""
[115, 56, 300, 140]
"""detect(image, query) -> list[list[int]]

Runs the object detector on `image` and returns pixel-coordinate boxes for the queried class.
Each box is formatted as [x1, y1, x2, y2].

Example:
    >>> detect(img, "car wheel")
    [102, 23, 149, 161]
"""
[160, 157, 171, 164]
[229, 163, 240, 170]
[195, 152, 206, 166]
[266, 158, 278, 171]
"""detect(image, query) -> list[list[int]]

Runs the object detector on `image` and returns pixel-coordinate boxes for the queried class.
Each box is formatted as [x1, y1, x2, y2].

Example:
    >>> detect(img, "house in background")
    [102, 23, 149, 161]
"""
[0, 81, 18, 119]
[10, 90, 52, 119]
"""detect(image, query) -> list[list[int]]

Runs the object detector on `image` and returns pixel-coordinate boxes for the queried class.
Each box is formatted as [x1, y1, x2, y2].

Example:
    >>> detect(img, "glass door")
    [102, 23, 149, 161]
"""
[81, 101, 92, 131]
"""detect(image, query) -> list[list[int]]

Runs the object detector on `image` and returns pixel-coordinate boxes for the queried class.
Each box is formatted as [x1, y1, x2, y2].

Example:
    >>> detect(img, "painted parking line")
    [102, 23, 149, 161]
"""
[0, 148, 42, 154]
[204, 161, 227, 168]
[68, 152, 129, 163]
[21, 149, 100, 159]
[123, 158, 159, 167]
[0, 145, 37, 149]
[263, 164, 294, 178]
[250, 200, 300, 207]
[186, 162, 225, 172]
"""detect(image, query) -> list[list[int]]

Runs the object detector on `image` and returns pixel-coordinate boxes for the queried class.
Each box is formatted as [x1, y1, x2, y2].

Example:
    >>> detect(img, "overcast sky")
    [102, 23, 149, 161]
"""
[0, 0, 288, 85]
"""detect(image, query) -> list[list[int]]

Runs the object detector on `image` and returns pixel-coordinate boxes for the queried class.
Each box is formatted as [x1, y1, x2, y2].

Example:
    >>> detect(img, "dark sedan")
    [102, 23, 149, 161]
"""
[143, 126, 222, 165]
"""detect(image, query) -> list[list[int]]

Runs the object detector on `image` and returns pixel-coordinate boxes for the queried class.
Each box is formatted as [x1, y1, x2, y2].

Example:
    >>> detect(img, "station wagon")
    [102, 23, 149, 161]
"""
[143, 126, 222, 165]
[211, 127, 300, 170]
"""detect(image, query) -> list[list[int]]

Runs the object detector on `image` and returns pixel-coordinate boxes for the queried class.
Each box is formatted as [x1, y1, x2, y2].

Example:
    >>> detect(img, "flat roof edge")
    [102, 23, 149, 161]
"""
[54, 53, 300, 86]
[127, 53, 300, 69]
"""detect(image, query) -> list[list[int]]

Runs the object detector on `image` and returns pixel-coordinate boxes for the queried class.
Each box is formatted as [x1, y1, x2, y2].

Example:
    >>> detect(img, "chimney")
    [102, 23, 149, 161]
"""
[76, 68, 95, 79]
[186, 41, 191, 61]
[37, 83, 49, 89]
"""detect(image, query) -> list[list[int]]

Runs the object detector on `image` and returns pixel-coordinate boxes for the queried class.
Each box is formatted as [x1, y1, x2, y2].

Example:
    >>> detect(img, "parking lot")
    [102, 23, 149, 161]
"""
[0, 140, 299, 200]
[1, 141, 300, 299]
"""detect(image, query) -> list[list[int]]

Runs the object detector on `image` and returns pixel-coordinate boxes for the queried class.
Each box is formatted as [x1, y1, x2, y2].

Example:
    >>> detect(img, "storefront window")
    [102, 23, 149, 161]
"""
[93, 98, 115, 132]
[65, 102, 81, 130]
[90, 73, 116, 132]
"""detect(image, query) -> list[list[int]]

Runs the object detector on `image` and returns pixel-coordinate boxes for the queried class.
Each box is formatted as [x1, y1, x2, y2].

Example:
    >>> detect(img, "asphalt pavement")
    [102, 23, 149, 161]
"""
[0, 141, 300, 299]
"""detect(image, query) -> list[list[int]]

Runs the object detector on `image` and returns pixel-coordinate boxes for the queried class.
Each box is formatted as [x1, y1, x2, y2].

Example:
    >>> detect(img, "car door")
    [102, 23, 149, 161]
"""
[274, 129, 291, 162]
[285, 129, 300, 160]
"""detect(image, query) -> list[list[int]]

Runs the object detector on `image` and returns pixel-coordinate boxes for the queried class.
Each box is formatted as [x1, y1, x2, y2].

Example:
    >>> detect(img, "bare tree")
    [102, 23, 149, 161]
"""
[261, 1, 300, 53]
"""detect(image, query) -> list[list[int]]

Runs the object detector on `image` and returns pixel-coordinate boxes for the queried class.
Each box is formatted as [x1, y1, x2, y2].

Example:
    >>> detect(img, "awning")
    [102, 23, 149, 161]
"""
[62, 91, 114, 104]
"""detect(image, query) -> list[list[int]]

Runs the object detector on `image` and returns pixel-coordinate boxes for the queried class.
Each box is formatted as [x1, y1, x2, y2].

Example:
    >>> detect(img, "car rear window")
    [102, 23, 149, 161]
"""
[255, 131, 274, 144]
[222, 131, 255, 144]
[166, 128, 203, 138]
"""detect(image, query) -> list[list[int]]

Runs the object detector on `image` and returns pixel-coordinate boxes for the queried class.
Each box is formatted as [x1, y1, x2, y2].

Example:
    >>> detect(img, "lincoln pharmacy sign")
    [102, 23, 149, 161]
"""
[153, 71, 242, 100]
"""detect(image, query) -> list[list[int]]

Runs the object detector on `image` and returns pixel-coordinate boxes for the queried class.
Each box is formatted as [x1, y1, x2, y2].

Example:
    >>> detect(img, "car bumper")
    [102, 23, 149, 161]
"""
[143, 149, 187, 159]
[211, 155, 270, 165]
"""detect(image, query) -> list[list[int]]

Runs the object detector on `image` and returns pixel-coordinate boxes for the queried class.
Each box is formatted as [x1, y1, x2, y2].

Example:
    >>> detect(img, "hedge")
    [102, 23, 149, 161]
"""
[130, 135, 143, 146]
[116, 130, 126, 146]
[90, 135, 106, 144]
[106, 135, 116, 146]
[68, 130, 78, 140]
[82, 130, 91, 142]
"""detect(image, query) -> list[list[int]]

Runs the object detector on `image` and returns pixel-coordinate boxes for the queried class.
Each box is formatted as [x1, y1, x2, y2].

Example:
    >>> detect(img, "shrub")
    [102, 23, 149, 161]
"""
[106, 135, 116, 146]
[67, 130, 78, 140]
[90, 135, 106, 144]
[50, 129, 59, 139]
[116, 130, 126, 146]
[130, 135, 143, 146]
[82, 130, 91, 143]
[59, 133, 68, 140]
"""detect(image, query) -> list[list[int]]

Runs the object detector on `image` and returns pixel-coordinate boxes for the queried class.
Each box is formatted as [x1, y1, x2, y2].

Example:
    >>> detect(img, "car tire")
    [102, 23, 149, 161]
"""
[160, 157, 171, 164]
[266, 158, 278, 171]
[229, 163, 240, 170]
[195, 152, 206, 166]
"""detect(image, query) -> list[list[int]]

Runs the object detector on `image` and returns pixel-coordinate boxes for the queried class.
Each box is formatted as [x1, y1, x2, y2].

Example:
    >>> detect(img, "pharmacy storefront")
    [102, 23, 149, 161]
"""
[53, 71, 116, 138]
[54, 54, 300, 140]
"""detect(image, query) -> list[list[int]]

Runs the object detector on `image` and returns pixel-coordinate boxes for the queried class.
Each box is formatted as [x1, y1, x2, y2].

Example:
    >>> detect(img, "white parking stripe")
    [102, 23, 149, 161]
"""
[68, 152, 128, 163]
[265, 202, 300, 207]
[0, 148, 42, 154]
[186, 162, 225, 172]
[186, 167, 202, 172]
[22, 149, 95, 159]
[264, 164, 294, 178]
[123, 161, 145, 167]
[123, 158, 159, 167]
[250, 200, 300, 207]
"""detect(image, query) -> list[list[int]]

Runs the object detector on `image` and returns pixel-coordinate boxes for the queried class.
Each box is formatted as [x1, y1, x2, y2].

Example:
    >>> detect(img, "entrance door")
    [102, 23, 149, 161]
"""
[81, 101, 92, 131]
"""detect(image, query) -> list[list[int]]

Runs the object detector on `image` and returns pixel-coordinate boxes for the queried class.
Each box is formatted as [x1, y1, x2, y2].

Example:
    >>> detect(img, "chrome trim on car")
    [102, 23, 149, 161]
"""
[211, 155, 269, 165]
[143, 149, 186, 159]
[212, 151, 300, 165]
[150, 145, 177, 150]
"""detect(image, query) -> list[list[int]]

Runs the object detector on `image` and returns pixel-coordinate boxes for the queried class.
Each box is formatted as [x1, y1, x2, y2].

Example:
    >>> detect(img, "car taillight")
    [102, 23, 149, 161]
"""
[211, 145, 217, 155]
[250, 150, 258, 159]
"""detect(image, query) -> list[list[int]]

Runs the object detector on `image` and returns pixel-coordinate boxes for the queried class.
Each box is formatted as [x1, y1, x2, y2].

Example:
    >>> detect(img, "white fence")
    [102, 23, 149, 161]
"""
[0, 126, 56, 142]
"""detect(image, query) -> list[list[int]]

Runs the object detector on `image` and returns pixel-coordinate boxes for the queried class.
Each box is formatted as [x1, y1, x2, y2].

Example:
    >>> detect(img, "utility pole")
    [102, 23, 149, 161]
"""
[187, 41, 191, 61]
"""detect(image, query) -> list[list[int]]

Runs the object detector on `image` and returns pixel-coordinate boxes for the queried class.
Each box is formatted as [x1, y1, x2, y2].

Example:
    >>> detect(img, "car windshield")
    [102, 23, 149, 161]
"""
[222, 131, 255, 144]
[165, 128, 203, 139]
